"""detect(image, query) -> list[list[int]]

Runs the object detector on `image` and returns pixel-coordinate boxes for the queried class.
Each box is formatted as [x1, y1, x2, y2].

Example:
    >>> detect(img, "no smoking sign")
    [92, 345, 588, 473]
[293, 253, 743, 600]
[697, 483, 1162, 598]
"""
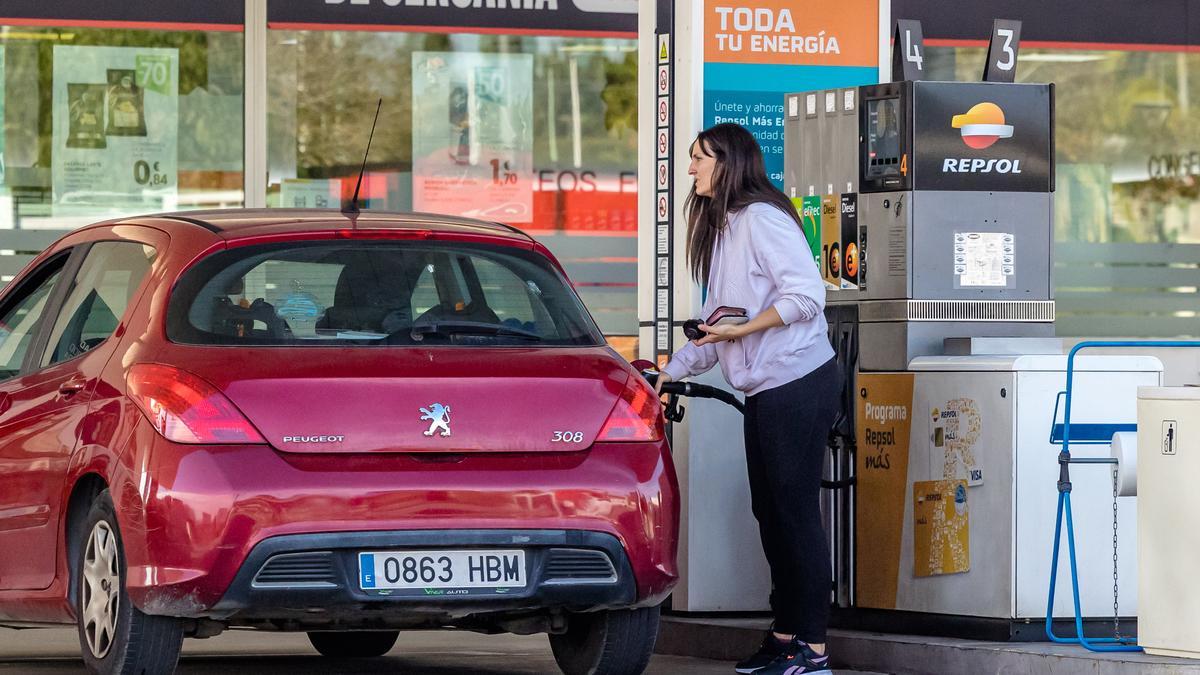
[657, 129, 669, 158]
[657, 97, 669, 127]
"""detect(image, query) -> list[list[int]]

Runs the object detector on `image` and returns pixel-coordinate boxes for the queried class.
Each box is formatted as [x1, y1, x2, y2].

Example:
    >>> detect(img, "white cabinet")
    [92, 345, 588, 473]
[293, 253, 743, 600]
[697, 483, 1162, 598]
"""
[1137, 387, 1200, 658]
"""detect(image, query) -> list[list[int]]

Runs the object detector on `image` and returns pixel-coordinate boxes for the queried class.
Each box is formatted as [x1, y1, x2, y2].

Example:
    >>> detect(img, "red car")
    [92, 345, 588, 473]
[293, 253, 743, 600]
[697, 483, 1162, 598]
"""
[0, 210, 678, 675]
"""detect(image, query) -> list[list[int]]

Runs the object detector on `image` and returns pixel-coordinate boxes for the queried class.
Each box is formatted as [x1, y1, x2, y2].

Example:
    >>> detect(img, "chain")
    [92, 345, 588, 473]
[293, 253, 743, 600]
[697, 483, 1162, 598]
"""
[1112, 466, 1121, 640]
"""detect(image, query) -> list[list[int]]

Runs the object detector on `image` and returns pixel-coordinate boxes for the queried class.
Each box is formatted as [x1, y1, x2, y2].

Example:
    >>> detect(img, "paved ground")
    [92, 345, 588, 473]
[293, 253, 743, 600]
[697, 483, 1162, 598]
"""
[0, 626, 798, 674]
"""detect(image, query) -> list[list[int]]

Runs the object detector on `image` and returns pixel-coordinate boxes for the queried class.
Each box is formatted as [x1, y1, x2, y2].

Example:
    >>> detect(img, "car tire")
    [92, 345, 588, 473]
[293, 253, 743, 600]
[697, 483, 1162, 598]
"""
[549, 605, 660, 675]
[75, 489, 184, 675]
[307, 630, 400, 657]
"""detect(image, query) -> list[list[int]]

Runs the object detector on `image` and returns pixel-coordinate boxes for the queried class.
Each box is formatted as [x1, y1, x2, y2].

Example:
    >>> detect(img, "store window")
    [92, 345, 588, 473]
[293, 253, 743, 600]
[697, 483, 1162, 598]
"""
[0, 25, 244, 230]
[927, 46, 1200, 337]
[266, 30, 638, 351]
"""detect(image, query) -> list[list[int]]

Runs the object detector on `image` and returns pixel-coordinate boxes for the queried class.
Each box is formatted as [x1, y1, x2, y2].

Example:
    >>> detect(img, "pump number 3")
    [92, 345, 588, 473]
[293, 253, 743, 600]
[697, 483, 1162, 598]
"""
[552, 431, 585, 443]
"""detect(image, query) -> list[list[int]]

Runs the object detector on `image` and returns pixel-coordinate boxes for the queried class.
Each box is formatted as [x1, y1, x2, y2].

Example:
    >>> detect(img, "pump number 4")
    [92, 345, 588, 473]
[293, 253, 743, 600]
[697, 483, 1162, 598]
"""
[905, 30, 923, 71]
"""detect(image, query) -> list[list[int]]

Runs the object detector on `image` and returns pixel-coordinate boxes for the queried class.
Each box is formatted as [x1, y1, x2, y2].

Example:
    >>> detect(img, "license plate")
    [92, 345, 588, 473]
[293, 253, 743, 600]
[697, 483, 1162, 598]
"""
[359, 549, 526, 591]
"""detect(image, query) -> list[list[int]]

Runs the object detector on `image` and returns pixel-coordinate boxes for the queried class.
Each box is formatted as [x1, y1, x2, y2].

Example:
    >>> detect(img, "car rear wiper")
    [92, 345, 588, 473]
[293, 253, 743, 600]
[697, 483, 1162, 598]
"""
[407, 321, 542, 341]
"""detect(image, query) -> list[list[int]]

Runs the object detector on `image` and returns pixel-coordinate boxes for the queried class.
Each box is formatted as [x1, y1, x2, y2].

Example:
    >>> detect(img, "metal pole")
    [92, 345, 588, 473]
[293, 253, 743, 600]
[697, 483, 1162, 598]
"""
[243, 0, 268, 209]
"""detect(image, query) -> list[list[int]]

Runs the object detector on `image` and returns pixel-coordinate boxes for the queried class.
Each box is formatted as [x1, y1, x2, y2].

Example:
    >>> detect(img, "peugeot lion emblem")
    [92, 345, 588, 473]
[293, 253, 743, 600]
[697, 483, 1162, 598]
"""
[419, 403, 451, 437]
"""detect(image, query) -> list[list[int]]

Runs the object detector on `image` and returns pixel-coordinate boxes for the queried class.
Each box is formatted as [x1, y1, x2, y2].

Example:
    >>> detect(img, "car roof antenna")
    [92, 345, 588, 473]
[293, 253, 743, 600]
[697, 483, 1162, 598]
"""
[343, 98, 383, 219]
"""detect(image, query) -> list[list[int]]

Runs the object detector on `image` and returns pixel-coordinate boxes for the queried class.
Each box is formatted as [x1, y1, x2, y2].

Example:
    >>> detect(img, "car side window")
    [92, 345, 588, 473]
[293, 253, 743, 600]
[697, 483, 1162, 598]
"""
[0, 257, 67, 381]
[42, 241, 156, 367]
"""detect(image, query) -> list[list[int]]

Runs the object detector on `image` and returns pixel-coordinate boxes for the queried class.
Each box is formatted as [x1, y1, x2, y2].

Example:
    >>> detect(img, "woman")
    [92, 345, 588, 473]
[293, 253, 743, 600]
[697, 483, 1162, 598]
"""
[656, 123, 841, 675]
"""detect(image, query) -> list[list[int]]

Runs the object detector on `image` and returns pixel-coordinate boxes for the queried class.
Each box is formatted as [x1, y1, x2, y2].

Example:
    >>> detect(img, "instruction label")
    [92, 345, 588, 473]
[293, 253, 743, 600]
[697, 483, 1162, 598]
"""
[954, 232, 1014, 287]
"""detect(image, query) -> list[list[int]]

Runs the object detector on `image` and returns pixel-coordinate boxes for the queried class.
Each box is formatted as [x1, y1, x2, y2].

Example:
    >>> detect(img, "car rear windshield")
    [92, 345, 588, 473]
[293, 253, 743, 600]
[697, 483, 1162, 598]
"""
[166, 240, 605, 347]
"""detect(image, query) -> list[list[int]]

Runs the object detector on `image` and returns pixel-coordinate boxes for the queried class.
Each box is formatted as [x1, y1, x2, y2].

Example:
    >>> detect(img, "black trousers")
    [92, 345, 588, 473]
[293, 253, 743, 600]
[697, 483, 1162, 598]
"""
[743, 357, 842, 643]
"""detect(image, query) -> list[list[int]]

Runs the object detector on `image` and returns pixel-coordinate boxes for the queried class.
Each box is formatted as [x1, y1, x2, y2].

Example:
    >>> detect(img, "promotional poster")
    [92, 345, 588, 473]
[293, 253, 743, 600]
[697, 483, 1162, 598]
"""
[412, 52, 533, 224]
[855, 372, 915, 609]
[51, 46, 179, 216]
[821, 194, 840, 289]
[840, 193, 859, 289]
[703, 0, 878, 187]
[912, 479, 970, 577]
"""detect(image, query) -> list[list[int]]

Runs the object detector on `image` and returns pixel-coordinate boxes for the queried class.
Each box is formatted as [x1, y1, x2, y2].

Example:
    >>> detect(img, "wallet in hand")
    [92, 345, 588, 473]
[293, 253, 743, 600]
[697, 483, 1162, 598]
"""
[683, 306, 748, 340]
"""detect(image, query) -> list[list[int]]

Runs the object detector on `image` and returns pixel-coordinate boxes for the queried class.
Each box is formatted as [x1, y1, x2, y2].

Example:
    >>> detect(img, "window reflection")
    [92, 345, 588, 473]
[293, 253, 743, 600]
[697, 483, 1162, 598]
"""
[267, 31, 638, 347]
[928, 46, 1200, 337]
[0, 27, 245, 229]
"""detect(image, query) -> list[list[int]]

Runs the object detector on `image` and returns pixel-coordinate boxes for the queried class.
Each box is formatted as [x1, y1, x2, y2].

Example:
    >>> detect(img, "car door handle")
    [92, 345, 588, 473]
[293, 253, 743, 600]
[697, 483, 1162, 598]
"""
[58, 376, 88, 398]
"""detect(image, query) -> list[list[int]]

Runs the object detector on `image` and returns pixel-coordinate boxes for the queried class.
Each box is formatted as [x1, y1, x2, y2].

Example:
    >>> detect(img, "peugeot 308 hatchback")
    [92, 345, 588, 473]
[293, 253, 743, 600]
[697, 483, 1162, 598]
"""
[0, 211, 678, 675]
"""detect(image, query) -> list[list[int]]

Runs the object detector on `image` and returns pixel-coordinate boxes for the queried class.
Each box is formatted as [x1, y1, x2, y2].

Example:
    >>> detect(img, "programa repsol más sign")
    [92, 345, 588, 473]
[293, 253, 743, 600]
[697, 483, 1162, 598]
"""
[269, 0, 636, 35]
[912, 81, 1053, 193]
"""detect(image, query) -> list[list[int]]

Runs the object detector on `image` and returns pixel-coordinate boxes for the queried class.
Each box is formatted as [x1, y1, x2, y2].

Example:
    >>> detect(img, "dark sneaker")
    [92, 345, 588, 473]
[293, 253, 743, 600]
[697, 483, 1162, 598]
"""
[752, 639, 831, 675]
[734, 632, 790, 673]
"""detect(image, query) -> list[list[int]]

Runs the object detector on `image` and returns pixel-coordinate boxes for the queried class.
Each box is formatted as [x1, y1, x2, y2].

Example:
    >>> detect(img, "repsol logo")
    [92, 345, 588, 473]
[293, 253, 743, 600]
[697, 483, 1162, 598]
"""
[864, 428, 894, 446]
[864, 402, 907, 424]
[942, 158, 1023, 174]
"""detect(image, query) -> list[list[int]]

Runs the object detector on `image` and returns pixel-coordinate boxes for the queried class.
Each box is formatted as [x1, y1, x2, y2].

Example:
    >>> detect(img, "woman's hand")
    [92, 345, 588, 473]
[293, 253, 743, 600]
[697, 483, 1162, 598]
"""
[693, 321, 746, 346]
[654, 371, 673, 396]
[693, 307, 784, 346]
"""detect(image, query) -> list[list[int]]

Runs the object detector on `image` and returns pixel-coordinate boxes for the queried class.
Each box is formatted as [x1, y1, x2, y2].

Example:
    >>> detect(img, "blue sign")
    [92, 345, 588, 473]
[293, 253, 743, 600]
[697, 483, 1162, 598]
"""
[704, 63, 877, 188]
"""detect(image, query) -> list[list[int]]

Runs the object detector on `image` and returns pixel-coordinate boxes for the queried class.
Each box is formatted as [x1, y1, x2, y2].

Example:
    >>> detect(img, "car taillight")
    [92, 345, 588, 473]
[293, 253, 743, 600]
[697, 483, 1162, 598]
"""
[126, 363, 265, 444]
[596, 375, 663, 442]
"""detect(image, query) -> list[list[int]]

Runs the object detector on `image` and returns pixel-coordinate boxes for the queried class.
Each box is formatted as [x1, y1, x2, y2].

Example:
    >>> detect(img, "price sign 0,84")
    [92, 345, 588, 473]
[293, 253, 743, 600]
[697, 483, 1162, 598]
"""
[133, 160, 169, 187]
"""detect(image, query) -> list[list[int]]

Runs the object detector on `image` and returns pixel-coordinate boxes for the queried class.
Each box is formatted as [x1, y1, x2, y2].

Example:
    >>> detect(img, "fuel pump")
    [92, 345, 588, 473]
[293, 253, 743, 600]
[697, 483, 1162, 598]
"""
[782, 20, 1163, 640]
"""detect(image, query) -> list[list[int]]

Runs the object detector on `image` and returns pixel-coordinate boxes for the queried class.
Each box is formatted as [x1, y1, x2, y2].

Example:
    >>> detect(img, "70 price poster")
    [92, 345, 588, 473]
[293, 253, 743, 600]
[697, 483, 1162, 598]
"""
[51, 46, 179, 217]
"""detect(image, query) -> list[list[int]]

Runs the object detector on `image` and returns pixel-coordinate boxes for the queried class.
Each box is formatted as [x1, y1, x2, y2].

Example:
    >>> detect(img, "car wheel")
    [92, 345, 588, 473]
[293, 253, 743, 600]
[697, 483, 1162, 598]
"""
[549, 605, 660, 675]
[307, 630, 399, 657]
[76, 489, 184, 675]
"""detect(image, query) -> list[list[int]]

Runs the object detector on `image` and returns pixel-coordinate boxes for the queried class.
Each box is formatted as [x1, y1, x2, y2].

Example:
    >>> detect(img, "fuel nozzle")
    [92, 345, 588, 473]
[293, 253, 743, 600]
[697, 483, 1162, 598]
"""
[632, 363, 686, 423]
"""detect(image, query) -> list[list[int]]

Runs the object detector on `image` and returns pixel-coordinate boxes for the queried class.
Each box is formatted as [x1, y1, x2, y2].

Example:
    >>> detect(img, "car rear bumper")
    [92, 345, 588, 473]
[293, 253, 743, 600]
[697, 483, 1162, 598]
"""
[206, 529, 637, 627]
[113, 422, 679, 618]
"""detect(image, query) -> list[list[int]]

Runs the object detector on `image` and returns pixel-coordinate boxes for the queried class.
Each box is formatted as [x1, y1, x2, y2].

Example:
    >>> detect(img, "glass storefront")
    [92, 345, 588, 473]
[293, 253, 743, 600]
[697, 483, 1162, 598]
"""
[0, 3, 639, 354]
[265, 30, 638, 346]
[2, 5, 1194, 340]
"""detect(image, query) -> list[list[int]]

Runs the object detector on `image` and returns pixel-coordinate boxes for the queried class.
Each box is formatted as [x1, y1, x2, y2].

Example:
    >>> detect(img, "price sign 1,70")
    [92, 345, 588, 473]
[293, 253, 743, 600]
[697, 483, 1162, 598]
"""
[489, 158, 517, 186]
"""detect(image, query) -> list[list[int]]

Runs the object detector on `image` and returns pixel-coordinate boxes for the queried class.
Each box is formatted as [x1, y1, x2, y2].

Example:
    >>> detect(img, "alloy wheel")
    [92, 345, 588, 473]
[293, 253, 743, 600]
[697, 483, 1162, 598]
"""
[81, 520, 121, 659]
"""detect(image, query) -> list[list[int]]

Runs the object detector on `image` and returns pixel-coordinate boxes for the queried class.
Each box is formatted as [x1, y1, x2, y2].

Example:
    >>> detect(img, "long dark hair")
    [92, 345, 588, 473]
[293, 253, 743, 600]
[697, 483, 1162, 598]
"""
[683, 123, 805, 284]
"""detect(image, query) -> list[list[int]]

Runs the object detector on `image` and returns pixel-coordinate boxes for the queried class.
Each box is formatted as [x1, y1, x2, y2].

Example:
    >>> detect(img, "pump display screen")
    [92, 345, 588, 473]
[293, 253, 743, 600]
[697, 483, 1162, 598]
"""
[866, 97, 902, 179]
